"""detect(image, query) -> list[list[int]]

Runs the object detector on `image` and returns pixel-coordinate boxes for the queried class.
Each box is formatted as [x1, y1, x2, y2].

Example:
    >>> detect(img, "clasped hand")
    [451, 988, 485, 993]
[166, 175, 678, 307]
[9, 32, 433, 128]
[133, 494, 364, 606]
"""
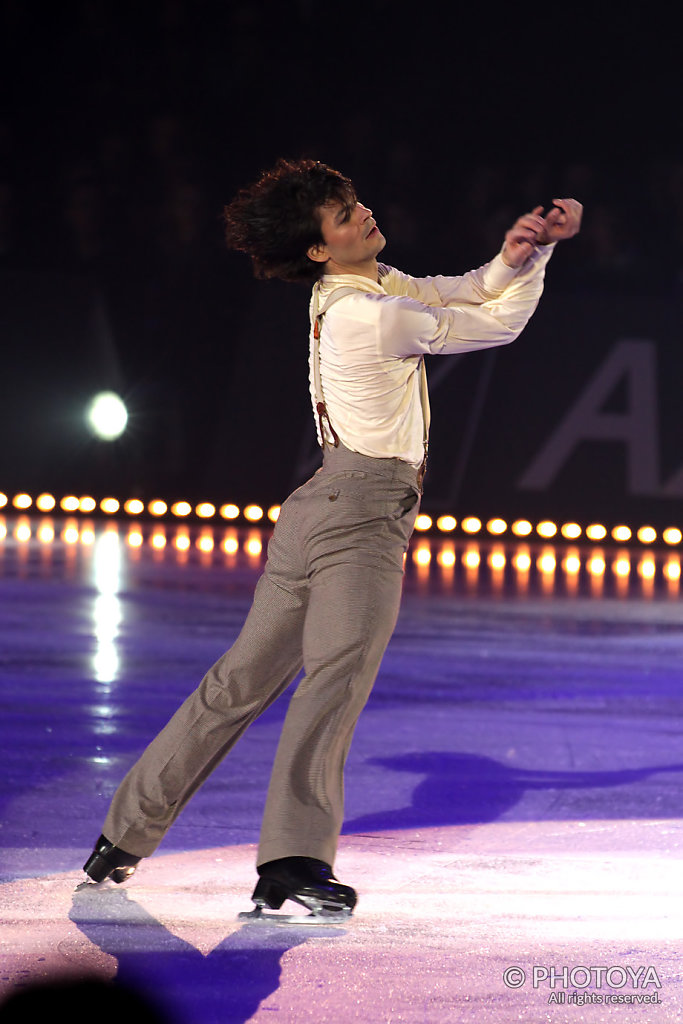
[501, 199, 583, 268]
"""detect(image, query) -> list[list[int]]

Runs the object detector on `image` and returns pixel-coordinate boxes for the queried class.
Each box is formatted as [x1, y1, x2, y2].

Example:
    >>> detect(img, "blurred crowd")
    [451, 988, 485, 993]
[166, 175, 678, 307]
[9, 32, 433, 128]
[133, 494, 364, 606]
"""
[1, 0, 682, 296]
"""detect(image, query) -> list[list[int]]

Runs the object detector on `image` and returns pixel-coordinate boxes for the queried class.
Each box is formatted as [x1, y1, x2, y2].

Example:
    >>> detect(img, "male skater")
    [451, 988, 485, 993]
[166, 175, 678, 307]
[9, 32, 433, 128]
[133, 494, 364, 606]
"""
[84, 158, 581, 917]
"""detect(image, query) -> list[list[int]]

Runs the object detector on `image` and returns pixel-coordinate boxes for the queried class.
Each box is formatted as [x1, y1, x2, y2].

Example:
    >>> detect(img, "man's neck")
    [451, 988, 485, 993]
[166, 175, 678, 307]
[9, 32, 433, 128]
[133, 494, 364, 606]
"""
[323, 257, 379, 281]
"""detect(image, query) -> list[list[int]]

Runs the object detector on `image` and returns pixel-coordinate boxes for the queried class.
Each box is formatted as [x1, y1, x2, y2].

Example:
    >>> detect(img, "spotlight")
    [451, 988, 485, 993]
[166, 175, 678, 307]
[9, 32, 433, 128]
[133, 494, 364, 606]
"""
[86, 391, 128, 441]
[486, 518, 507, 535]
[220, 504, 240, 520]
[196, 503, 216, 519]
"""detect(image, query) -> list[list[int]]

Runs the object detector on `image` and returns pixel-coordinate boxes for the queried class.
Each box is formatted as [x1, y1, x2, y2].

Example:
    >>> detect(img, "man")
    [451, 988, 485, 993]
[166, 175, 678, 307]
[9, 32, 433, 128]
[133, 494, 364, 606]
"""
[84, 159, 581, 918]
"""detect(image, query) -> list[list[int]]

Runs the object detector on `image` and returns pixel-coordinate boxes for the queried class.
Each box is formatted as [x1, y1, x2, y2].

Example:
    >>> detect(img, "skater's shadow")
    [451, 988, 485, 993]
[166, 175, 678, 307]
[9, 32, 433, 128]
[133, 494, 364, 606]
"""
[343, 751, 683, 833]
[69, 884, 343, 1024]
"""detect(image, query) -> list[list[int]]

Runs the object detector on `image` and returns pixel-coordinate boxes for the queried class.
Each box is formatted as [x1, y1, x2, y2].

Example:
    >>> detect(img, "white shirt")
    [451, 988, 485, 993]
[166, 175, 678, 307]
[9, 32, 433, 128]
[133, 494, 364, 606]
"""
[309, 244, 555, 468]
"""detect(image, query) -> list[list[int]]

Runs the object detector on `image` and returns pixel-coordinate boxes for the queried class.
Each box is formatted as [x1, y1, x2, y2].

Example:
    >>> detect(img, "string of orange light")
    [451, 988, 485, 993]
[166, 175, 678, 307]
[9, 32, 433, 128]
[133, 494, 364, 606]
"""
[1, 517, 680, 592]
[0, 492, 681, 547]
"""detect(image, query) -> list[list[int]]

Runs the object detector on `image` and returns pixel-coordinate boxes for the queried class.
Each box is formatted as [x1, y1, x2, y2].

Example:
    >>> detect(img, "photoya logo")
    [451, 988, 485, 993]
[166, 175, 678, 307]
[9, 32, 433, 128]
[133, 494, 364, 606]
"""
[503, 964, 663, 1006]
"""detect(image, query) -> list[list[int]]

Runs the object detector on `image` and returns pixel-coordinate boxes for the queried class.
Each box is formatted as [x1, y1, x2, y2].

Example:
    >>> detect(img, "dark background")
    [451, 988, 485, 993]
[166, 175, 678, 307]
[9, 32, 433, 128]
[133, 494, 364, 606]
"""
[1, 1, 681, 523]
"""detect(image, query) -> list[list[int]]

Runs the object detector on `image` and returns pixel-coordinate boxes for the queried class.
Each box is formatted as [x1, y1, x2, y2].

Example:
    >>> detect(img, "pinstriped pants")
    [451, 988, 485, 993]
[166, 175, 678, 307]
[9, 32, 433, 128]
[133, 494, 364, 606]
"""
[102, 444, 421, 868]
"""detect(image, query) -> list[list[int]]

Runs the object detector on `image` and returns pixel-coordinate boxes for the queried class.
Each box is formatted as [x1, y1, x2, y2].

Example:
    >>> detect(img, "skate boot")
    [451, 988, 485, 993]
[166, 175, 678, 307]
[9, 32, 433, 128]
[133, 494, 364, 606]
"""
[240, 856, 356, 922]
[83, 834, 141, 883]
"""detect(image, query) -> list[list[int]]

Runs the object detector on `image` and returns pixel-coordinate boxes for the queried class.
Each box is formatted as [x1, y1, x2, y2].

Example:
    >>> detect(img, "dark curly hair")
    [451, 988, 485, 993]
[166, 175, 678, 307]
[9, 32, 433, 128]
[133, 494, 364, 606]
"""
[223, 158, 357, 284]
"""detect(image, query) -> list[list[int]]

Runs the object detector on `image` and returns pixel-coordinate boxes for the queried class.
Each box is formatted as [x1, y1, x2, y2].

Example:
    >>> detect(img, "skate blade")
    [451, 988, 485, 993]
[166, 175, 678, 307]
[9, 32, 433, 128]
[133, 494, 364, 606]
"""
[238, 905, 352, 926]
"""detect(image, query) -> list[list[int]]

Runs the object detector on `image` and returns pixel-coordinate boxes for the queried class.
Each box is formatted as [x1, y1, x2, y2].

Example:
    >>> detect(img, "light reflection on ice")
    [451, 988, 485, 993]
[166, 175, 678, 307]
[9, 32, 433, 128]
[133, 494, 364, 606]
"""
[92, 531, 123, 684]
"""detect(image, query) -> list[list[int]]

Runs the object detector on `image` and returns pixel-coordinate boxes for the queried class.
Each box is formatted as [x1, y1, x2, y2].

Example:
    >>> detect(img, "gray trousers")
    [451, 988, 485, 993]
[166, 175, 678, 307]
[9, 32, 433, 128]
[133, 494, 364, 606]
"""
[102, 444, 421, 868]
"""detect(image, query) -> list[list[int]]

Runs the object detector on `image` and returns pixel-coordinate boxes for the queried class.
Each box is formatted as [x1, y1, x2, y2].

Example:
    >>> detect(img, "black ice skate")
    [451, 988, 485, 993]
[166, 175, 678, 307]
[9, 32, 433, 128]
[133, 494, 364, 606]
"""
[238, 856, 356, 924]
[83, 834, 141, 884]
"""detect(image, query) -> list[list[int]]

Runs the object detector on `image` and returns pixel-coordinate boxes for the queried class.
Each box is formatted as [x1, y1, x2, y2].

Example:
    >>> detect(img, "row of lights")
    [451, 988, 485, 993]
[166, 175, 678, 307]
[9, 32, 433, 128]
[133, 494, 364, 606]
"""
[3, 517, 678, 583]
[1, 493, 680, 547]
[0, 518, 264, 558]
[412, 514, 681, 546]
[0, 492, 277, 523]
[410, 543, 681, 581]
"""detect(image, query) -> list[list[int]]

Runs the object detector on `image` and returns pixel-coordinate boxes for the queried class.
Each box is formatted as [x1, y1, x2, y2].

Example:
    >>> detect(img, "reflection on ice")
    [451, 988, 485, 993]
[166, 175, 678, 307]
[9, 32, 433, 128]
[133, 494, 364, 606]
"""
[92, 531, 123, 684]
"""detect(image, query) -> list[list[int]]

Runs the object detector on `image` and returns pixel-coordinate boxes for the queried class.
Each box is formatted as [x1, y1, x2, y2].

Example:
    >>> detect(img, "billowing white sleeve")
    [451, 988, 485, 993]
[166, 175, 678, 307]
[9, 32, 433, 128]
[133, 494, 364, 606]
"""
[377, 245, 555, 357]
[382, 245, 554, 306]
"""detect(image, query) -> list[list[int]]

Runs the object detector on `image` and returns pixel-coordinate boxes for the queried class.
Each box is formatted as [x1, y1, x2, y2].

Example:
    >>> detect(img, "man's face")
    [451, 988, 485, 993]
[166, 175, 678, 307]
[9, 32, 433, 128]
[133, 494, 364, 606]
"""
[310, 199, 386, 274]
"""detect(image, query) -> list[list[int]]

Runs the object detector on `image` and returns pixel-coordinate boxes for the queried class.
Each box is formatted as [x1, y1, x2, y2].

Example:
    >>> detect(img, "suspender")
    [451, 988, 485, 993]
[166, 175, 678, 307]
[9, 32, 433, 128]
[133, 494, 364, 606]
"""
[311, 284, 430, 486]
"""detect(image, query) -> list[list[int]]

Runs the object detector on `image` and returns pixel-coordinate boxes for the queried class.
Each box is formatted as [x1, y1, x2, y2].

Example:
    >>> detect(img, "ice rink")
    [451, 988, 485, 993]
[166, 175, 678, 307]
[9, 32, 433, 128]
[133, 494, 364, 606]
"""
[1, 515, 681, 1022]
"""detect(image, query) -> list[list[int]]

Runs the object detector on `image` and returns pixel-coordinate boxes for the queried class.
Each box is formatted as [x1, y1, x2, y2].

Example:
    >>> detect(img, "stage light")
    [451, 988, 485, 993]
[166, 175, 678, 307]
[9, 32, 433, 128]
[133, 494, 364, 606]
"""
[79, 496, 97, 513]
[538, 552, 556, 574]
[38, 523, 54, 543]
[86, 391, 128, 441]
[100, 498, 120, 514]
[0, 522, 6, 541]
[613, 558, 630, 577]
[513, 552, 531, 572]
[0, 493, 7, 509]
[124, 499, 144, 515]
[127, 530, 143, 548]
[489, 550, 506, 570]
[564, 555, 581, 574]
[537, 520, 557, 538]
[15, 521, 31, 542]
[13, 493, 32, 510]
[413, 546, 431, 566]
[62, 525, 79, 544]
[586, 523, 607, 541]
[60, 496, 79, 512]
[486, 518, 507, 535]
[149, 500, 168, 516]
[561, 522, 581, 540]
[638, 558, 656, 578]
[437, 548, 456, 568]
[151, 532, 166, 550]
[196, 503, 216, 519]
[415, 514, 432, 531]
[268, 505, 281, 522]
[174, 533, 191, 551]
[36, 493, 56, 512]
[220, 504, 240, 520]
[246, 536, 262, 557]
[612, 525, 632, 542]
[436, 515, 456, 532]
[463, 549, 480, 569]
[637, 526, 656, 544]
[663, 528, 682, 545]
[197, 534, 214, 553]
[588, 555, 606, 575]
[462, 517, 481, 534]
[244, 504, 264, 522]
[512, 520, 532, 537]
[80, 527, 95, 545]
[664, 559, 681, 581]
[222, 535, 239, 555]
[171, 501, 192, 517]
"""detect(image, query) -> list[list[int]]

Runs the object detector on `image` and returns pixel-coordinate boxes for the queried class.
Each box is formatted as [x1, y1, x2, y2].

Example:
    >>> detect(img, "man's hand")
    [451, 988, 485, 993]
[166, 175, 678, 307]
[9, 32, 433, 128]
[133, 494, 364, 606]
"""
[501, 199, 583, 268]
[501, 207, 548, 268]
[536, 198, 583, 244]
